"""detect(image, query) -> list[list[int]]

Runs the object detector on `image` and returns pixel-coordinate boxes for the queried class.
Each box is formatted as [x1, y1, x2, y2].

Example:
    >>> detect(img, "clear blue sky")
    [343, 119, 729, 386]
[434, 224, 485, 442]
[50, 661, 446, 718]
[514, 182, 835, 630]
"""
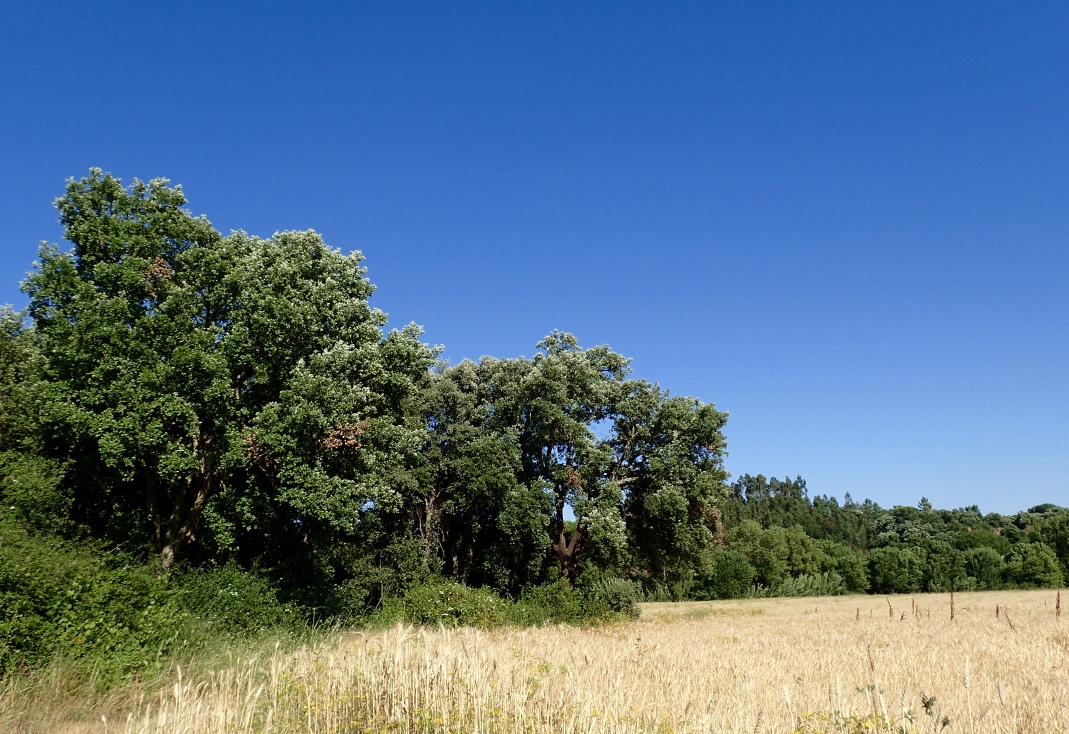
[2, 2, 1066, 514]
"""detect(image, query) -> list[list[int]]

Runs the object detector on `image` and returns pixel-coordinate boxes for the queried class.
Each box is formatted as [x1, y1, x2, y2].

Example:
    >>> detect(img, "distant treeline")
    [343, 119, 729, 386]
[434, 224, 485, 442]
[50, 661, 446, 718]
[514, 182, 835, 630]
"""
[1, 171, 1066, 681]
[713, 474, 1066, 599]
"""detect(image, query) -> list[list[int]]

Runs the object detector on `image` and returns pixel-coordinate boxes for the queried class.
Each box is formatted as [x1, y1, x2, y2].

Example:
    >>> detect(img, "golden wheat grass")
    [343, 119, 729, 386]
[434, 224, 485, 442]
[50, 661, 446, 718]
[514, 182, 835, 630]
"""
[4, 589, 1067, 733]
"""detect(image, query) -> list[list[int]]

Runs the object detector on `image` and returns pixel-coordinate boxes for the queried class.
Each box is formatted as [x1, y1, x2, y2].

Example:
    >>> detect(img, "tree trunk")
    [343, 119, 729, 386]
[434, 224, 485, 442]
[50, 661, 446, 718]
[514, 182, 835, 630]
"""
[550, 476, 583, 585]
[420, 486, 442, 568]
[149, 431, 218, 569]
[552, 527, 582, 585]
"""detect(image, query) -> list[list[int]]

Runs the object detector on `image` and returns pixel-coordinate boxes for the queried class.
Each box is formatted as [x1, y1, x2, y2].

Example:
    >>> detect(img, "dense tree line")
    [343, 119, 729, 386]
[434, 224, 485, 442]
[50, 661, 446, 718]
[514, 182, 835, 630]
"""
[1, 172, 1066, 678]
[709, 475, 1068, 598]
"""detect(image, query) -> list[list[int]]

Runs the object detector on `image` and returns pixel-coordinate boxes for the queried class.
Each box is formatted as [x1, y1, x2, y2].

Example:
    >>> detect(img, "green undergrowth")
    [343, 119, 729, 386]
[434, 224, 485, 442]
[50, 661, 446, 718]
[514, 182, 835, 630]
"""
[367, 576, 639, 629]
[0, 516, 639, 691]
[0, 516, 306, 689]
[745, 571, 848, 599]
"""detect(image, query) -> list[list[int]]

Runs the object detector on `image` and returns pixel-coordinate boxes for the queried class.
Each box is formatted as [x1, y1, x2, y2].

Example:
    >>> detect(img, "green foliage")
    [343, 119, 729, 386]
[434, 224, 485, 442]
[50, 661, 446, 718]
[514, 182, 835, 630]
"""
[614, 384, 729, 584]
[171, 563, 296, 634]
[770, 571, 845, 598]
[0, 516, 314, 685]
[744, 571, 846, 599]
[818, 540, 869, 593]
[420, 333, 728, 589]
[1032, 510, 1069, 578]
[4, 170, 1069, 685]
[640, 580, 674, 603]
[373, 579, 511, 628]
[23, 170, 435, 569]
[727, 520, 790, 587]
[964, 546, 1004, 589]
[473, 333, 634, 584]
[511, 579, 585, 625]
[783, 523, 829, 576]
[868, 546, 924, 594]
[1003, 543, 1064, 588]
[581, 576, 641, 619]
[0, 516, 190, 682]
[0, 452, 69, 534]
[950, 527, 1010, 555]
[0, 308, 72, 535]
[697, 548, 755, 599]
[921, 540, 967, 592]
[370, 576, 621, 628]
[720, 479, 1063, 599]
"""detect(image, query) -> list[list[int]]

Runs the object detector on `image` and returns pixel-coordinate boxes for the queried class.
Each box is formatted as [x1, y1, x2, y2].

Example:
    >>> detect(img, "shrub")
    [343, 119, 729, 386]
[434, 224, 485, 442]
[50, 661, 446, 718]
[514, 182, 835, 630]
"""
[1004, 543, 1064, 588]
[743, 583, 769, 599]
[369, 576, 630, 629]
[0, 516, 194, 683]
[771, 571, 845, 598]
[641, 580, 673, 603]
[373, 578, 510, 628]
[582, 577, 640, 619]
[512, 579, 584, 625]
[700, 549, 755, 599]
[172, 563, 296, 634]
[0, 452, 70, 534]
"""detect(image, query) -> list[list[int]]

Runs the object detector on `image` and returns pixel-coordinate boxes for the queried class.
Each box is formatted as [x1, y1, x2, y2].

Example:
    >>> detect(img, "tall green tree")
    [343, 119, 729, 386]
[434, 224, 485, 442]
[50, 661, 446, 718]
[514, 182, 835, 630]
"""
[868, 546, 923, 593]
[24, 170, 433, 568]
[1031, 509, 1069, 579]
[480, 331, 630, 583]
[418, 360, 550, 591]
[612, 380, 729, 583]
[417, 333, 730, 588]
[964, 546, 1003, 589]
[728, 520, 790, 587]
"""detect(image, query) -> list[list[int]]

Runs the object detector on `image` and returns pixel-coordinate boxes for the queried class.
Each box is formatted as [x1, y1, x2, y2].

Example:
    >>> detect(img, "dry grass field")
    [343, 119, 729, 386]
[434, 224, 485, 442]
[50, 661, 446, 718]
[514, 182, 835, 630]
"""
[3, 589, 1067, 733]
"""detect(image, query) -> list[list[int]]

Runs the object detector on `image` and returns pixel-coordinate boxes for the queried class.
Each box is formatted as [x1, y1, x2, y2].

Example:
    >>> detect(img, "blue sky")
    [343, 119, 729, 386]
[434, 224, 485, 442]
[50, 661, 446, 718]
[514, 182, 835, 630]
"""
[2, 2, 1066, 514]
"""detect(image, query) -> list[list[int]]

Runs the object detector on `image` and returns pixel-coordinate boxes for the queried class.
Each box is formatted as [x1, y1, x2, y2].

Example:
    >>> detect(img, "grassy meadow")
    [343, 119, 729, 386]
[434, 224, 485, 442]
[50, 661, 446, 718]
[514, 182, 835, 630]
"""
[3, 589, 1067, 734]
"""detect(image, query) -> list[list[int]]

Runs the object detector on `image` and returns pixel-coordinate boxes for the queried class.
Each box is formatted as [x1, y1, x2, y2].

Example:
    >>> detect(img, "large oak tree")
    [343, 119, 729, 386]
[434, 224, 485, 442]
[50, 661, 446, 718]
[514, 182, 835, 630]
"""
[24, 170, 433, 568]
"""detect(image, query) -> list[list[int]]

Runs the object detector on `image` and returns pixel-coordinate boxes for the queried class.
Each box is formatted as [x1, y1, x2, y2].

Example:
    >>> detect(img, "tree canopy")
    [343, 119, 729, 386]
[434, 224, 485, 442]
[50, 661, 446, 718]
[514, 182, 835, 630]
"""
[6, 170, 735, 603]
[22, 170, 435, 569]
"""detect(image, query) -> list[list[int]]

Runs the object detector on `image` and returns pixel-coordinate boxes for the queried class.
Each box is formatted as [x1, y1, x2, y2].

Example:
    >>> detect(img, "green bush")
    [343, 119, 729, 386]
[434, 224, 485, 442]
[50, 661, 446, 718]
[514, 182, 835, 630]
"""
[582, 577, 640, 619]
[172, 563, 297, 634]
[373, 578, 511, 628]
[771, 571, 845, 598]
[641, 580, 673, 602]
[368, 576, 629, 628]
[511, 579, 584, 625]
[700, 549, 756, 599]
[1004, 543, 1064, 588]
[0, 516, 195, 683]
[0, 515, 314, 685]
[0, 452, 70, 534]
[743, 583, 769, 598]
